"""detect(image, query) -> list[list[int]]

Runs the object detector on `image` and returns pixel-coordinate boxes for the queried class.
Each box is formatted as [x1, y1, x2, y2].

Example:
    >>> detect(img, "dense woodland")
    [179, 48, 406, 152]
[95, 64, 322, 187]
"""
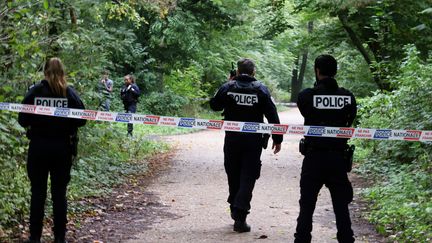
[0, 0, 431, 241]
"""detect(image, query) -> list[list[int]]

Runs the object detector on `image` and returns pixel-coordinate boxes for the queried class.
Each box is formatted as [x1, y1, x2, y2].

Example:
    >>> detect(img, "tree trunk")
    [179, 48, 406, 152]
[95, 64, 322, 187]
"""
[337, 12, 391, 90]
[291, 21, 313, 103]
[2, 1, 13, 71]
[297, 21, 313, 91]
[69, 6, 77, 30]
[290, 56, 300, 102]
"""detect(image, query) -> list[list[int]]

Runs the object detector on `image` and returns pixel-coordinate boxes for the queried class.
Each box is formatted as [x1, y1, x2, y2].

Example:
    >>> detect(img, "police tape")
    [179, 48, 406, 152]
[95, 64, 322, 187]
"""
[1, 102, 431, 142]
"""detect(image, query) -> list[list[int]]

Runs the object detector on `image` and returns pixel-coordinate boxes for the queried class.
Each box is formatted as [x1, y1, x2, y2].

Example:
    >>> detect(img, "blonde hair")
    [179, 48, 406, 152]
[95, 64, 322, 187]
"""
[44, 57, 68, 97]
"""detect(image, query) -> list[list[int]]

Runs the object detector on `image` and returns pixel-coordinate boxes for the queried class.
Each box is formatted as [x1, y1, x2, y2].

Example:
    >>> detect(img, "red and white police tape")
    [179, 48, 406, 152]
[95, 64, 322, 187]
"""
[1, 102, 431, 142]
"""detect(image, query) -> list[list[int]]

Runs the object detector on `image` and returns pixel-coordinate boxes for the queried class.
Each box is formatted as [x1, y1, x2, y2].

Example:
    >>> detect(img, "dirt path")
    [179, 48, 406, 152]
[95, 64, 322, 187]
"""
[120, 108, 384, 243]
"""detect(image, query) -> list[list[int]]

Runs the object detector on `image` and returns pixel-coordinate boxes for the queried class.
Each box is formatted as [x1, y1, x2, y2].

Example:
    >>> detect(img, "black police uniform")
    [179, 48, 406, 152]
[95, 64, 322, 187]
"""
[18, 80, 86, 242]
[295, 77, 357, 243]
[120, 83, 140, 136]
[210, 74, 283, 222]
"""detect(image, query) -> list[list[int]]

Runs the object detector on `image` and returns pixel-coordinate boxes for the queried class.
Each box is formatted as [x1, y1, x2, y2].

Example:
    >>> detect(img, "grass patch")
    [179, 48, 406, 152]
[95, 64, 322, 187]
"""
[353, 144, 432, 242]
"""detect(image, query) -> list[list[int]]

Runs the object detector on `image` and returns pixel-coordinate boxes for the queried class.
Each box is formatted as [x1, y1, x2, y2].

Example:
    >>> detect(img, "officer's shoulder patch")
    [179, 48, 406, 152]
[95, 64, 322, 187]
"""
[29, 82, 44, 90]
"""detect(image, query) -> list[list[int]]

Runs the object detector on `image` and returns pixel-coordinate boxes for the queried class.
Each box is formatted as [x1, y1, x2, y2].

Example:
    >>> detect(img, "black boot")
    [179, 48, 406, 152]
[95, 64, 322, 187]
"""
[231, 207, 251, 233]
[234, 220, 251, 233]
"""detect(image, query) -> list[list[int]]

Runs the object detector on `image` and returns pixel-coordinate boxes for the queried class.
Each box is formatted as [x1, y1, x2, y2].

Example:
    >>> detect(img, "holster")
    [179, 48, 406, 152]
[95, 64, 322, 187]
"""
[299, 138, 307, 155]
[344, 145, 355, 172]
[262, 133, 270, 149]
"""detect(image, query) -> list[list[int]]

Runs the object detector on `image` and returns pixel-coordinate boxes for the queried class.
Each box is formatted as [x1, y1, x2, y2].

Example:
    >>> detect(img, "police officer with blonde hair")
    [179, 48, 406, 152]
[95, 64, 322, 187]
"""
[295, 54, 357, 243]
[210, 58, 282, 233]
[19, 57, 86, 243]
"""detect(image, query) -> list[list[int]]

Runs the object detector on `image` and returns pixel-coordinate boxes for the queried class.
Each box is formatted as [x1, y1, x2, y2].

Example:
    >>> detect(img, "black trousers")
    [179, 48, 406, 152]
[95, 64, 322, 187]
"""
[27, 137, 72, 241]
[125, 103, 137, 135]
[294, 150, 354, 243]
[224, 133, 262, 220]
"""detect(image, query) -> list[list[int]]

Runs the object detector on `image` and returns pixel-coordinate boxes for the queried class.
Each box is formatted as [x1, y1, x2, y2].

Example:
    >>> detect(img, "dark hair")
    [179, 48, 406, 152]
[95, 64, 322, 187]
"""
[314, 54, 337, 77]
[237, 58, 255, 75]
[125, 74, 135, 83]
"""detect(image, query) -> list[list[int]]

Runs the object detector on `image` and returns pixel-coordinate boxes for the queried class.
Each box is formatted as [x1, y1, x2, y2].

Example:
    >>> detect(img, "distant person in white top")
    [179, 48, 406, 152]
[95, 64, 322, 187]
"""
[98, 70, 113, 111]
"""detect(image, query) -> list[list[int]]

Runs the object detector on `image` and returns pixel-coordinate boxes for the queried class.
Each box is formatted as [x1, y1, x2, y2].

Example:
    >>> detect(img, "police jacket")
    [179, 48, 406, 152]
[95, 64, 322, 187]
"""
[18, 80, 87, 139]
[297, 77, 357, 149]
[210, 74, 283, 144]
[120, 83, 140, 105]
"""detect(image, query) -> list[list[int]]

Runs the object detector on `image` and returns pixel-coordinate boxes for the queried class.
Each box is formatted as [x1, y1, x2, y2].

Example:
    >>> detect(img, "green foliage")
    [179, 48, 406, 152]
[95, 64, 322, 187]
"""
[68, 122, 169, 201]
[362, 164, 432, 242]
[105, 1, 147, 28]
[0, 112, 28, 228]
[141, 90, 188, 116]
[355, 46, 432, 242]
[2, 0, 431, 241]
[164, 65, 206, 100]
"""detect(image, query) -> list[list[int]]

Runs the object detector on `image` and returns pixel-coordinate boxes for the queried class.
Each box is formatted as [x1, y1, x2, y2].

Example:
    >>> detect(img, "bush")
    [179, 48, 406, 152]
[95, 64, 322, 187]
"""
[0, 113, 29, 232]
[355, 45, 432, 242]
[141, 90, 189, 116]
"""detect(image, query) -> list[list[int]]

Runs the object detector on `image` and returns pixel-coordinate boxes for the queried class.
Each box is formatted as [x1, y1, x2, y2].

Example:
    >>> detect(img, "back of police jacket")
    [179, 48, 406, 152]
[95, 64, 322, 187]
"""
[18, 80, 87, 139]
[210, 74, 283, 144]
[297, 77, 357, 149]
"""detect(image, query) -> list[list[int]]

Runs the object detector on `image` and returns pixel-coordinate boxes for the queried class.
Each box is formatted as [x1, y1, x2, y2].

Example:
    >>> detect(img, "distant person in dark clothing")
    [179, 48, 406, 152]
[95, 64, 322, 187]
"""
[120, 74, 140, 136]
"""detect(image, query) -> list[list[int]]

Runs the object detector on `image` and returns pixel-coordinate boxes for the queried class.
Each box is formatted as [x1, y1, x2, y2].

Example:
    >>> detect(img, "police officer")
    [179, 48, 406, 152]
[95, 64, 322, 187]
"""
[294, 54, 357, 243]
[120, 74, 140, 136]
[210, 58, 282, 233]
[18, 58, 86, 243]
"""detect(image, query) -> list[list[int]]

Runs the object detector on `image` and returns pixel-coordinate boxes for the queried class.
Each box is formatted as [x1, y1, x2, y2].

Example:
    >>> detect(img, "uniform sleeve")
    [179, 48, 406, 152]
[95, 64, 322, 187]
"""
[347, 93, 357, 126]
[18, 88, 36, 128]
[261, 86, 283, 144]
[297, 88, 313, 119]
[68, 87, 87, 128]
[131, 84, 140, 97]
[209, 84, 229, 111]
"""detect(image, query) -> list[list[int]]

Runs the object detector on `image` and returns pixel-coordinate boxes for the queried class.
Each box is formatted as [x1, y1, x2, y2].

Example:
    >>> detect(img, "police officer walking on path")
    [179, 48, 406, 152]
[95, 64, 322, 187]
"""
[120, 74, 140, 136]
[294, 54, 357, 243]
[18, 57, 87, 243]
[210, 58, 283, 233]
